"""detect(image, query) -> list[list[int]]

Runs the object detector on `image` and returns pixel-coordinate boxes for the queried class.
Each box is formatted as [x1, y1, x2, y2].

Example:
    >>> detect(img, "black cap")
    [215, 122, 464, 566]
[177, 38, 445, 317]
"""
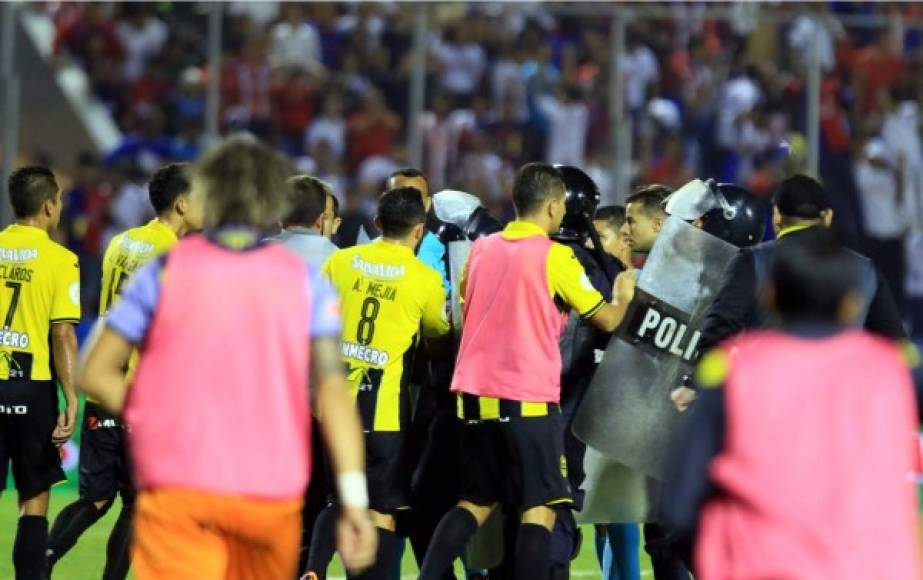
[771, 174, 830, 219]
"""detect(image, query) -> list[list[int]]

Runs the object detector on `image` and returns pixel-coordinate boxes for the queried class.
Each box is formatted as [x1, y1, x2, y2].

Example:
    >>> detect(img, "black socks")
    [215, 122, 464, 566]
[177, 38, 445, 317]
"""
[418, 507, 478, 580]
[15, 515, 48, 580]
[103, 504, 132, 580]
[46, 499, 106, 568]
[514, 523, 552, 580]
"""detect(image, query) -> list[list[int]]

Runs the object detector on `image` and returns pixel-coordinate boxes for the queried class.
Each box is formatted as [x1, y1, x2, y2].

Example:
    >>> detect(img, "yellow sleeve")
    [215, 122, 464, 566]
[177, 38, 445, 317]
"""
[421, 273, 451, 338]
[51, 250, 81, 323]
[547, 243, 605, 318]
[694, 348, 731, 389]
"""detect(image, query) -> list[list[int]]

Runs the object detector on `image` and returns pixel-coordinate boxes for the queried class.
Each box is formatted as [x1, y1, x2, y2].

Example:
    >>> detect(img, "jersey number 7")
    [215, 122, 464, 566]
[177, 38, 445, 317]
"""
[3, 281, 21, 328]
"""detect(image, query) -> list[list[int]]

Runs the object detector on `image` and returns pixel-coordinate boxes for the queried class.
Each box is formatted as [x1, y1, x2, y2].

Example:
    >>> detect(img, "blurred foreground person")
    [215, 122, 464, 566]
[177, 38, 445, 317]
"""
[664, 230, 921, 580]
[79, 138, 376, 580]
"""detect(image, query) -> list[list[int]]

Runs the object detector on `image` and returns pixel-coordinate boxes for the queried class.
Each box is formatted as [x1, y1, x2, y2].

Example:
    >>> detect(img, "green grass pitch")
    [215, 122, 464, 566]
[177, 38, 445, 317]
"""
[0, 488, 653, 578]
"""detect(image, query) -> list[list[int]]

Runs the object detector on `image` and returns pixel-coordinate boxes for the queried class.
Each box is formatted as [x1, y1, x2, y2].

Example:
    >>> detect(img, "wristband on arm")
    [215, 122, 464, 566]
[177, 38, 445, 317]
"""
[337, 471, 369, 509]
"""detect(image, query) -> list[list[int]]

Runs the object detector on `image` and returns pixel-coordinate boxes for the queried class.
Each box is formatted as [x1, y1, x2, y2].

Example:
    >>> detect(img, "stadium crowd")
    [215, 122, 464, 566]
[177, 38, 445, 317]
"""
[2, 5, 923, 578]
[28, 2, 923, 334]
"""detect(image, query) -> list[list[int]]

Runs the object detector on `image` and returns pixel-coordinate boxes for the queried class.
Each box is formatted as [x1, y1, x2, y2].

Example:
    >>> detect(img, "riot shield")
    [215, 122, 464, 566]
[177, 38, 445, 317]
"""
[432, 190, 484, 336]
[576, 447, 656, 524]
[573, 217, 737, 481]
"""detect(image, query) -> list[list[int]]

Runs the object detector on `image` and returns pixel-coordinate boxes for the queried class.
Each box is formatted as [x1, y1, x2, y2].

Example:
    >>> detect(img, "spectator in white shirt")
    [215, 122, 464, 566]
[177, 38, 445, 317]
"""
[620, 33, 660, 114]
[433, 25, 486, 101]
[787, 7, 844, 74]
[305, 93, 347, 162]
[855, 138, 909, 312]
[116, 5, 168, 82]
[537, 84, 589, 167]
[269, 4, 325, 76]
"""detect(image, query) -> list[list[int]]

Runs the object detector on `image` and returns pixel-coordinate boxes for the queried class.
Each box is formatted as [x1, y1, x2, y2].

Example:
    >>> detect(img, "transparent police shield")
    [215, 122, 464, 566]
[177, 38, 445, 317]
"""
[446, 241, 471, 335]
[573, 217, 737, 485]
[432, 190, 483, 335]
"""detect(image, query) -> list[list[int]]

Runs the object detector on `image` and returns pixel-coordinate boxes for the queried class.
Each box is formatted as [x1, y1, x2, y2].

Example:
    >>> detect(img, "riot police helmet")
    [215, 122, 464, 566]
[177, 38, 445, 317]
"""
[554, 165, 601, 242]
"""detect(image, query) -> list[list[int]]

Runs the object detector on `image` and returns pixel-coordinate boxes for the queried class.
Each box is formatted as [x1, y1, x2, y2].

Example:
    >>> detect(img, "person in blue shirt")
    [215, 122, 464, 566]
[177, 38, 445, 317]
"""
[387, 169, 449, 293]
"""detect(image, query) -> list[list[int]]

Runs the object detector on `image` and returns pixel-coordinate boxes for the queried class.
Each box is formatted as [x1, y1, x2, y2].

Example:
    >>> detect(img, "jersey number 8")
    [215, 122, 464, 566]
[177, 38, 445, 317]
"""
[356, 297, 380, 346]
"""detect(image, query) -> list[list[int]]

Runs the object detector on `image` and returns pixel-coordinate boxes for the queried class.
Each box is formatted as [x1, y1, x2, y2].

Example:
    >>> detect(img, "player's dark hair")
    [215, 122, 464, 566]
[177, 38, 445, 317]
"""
[283, 175, 329, 228]
[378, 187, 426, 238]
[773, 174, 831, 225]
[512, 162, 565, 216]
[595, 205, 626, 232]
[8, 166, 58, 219]
[390, 168, 430, 196]
[770, 229, 859, 324]
[149, 163, 191, 215]
[625, 184, 670, 217]
[195, 136, 293, 229]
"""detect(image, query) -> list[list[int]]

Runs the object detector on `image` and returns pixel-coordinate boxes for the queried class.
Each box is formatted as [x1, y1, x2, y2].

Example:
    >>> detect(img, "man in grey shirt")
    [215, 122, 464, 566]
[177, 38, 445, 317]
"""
[271, 175, 339, 269]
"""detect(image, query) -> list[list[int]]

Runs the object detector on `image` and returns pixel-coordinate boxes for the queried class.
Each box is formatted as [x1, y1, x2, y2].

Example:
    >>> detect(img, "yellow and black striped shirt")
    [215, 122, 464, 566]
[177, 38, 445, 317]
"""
[0, 224, 80, 381]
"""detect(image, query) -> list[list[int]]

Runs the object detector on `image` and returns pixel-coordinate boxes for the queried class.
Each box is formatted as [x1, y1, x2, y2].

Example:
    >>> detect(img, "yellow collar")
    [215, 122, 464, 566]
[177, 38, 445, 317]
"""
[501, 221, 549, 240]
[149, 219, 179, 242]
[7, 224, 49, 239]
[776, 224, 814, 239]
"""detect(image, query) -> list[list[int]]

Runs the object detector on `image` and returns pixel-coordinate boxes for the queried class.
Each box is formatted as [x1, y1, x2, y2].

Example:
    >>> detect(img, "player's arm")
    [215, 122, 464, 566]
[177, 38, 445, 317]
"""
[50, 322, 79, 446]
[421, 276, 452, 358]
[308, 268, 377, 574]
[50, 253, 82, 445]
[79, 325, 133, 415]
[549, 244, 636, 333]
[587, 269, 637, 333]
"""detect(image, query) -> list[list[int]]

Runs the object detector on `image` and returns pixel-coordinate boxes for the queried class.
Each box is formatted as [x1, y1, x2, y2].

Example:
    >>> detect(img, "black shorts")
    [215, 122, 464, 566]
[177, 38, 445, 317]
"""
[459, 406, 572, 510]
[366, 431, 411, 514]
[78, 401, 135, 503]
[0, 380, 66, 499]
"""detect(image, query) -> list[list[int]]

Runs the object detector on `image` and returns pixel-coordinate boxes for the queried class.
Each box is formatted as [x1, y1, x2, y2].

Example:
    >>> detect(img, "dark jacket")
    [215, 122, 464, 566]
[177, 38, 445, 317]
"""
[699, 226, 907, 355]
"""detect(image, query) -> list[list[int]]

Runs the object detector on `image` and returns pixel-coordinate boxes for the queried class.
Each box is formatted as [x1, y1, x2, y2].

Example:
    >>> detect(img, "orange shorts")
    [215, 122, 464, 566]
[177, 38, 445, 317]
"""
[133, 488, 303, 580]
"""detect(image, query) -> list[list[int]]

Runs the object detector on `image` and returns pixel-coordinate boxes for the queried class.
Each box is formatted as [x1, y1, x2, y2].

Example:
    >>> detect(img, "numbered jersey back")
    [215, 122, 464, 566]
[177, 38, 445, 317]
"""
[322, 239, 449, 431]
[0, 225, 80, 381]
[100, 220, 178, 314]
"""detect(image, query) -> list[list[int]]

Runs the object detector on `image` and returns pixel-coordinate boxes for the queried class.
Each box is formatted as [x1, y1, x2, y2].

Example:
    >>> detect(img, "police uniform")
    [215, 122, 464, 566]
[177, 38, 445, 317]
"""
[80, 219, 177, 503]
[0, 224, 80, 498]
[699, 225, 907, 355]
[323, 238, 450, 512]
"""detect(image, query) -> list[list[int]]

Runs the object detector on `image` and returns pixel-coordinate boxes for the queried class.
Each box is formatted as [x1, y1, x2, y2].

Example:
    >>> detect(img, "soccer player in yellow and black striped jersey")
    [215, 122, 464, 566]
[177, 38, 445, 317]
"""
[305, 187, 450, 580]
[47, 163, 203, 580]
[0, 167, 80, 579]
